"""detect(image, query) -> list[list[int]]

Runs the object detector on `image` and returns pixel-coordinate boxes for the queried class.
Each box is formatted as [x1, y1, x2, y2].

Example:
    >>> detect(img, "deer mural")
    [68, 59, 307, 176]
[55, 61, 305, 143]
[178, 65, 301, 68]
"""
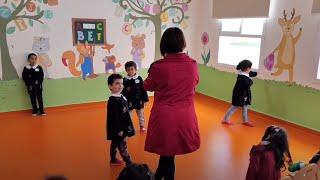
[272, 8, 302, 84]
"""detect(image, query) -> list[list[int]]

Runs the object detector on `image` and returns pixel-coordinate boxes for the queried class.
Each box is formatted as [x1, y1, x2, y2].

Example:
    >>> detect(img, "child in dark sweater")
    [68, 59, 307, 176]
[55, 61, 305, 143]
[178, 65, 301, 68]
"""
[22, 53, 46, 116]
[107, 74, 135, 166]
[122, 61, 149, 133]
[222, 60, 257, 127]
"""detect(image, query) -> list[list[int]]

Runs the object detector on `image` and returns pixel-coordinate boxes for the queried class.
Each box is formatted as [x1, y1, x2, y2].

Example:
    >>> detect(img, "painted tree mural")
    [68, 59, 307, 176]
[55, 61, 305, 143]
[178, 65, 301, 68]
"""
[112, 0, 191, 60]
[0, 0, 57, 80]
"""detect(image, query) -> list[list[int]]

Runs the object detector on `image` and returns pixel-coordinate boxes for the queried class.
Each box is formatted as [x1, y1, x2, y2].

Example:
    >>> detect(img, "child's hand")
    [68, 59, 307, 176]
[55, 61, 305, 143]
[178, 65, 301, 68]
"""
[118, 131, 123, 136]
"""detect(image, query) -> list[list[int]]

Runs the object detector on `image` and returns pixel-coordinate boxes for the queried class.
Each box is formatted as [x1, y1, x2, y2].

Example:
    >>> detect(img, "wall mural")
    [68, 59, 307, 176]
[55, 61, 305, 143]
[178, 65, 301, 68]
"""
[271, 8, 302, 84]
[264, 52, 275, 72]
[112, 0, 192, 61]
[102, 43, 121, 74]
[62, 42, 98, 80]
[201, 32, 211, 66]
[61, 18, 108, 80]
[131, 33, 145, 69]
[0, 0, 58, 80]
[32, 36, 52, 79]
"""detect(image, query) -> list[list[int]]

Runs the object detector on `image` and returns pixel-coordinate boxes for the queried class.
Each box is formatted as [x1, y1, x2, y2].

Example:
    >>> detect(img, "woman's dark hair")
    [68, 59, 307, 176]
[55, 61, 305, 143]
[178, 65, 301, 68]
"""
[263, 126, 292, 170]
[28, 53, 37, 60]
[160, 27, 186, 56]
[236, 60, 252, 71]
[262, 125, 278, 141]
[117, 163, 155, 180]
[108, 73, 123, 85]
[125, 61, 137, 70]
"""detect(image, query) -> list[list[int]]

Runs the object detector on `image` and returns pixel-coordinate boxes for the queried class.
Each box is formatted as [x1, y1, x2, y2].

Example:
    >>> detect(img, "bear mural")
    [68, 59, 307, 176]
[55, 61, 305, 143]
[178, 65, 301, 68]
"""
[131, 34, 146, 69]
[101, 42, 121, 74]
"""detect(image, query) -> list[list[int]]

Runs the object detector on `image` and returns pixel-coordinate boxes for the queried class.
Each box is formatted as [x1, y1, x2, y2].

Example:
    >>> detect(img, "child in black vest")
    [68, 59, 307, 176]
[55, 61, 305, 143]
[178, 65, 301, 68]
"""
[222, 60, 257, 127]
[122, 61, 149, 133]
[107, 74, 135, 166]
[22, 53, 46, 116]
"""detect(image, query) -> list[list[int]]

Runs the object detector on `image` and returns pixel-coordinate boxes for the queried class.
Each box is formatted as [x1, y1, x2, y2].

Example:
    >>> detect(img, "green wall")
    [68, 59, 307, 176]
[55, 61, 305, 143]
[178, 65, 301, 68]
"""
[0, 70, 148, 112]
[197, 64, 320, 131]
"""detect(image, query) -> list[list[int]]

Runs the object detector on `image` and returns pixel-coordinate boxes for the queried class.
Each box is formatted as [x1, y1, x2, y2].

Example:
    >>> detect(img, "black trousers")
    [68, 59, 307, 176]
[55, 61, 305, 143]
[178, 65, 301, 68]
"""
[110, 137, 132, 165]
[155, 156, 175, 180]
[28, 86, 44, 113]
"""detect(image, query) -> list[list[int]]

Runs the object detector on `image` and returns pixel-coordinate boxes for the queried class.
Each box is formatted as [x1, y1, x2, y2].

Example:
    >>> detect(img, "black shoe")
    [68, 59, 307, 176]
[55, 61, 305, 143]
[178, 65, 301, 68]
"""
[32, 110, 38, 116]
[39, 111, 47, 116]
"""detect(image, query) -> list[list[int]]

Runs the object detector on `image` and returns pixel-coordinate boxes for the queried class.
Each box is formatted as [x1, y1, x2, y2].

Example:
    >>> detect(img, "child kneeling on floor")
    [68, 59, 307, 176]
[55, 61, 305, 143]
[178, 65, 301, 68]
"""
[246, 125, 292, 180]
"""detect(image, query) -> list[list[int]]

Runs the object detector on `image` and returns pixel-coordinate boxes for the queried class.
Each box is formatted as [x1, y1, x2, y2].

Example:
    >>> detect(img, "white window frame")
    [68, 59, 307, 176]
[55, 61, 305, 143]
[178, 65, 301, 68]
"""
[313, 20, 320, 83]
[216, 18, 266, 72]
[316, 56, 320, 80]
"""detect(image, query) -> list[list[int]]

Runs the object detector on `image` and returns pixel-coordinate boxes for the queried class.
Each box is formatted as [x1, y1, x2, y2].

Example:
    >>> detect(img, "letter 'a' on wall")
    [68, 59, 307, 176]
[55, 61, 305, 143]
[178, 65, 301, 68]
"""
[312, 0, 320, 13]
[212, 0, 271, 19]
[72, 18, 106, 45]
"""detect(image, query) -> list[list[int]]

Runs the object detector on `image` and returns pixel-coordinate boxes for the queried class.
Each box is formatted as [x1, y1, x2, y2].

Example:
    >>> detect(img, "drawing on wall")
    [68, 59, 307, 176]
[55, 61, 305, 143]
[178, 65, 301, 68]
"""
[131, 34, 145, 69]
[201, 32, 211, 66]
[62, 42, 98, 80]
[112, 0, 192, 60]
[32, 37, 52, 79]
[72, 18, 106, 46]
[102, 43, 121, 74]
[0, 0, 57, 80]
[272, 8, 302, 84]
[61, 18, 108, 80]
[264, 52, 275, 71]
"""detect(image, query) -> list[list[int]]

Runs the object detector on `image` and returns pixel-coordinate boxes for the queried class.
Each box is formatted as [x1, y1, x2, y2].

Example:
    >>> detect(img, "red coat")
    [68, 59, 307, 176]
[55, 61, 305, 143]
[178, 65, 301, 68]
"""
[143, 53, 200, 156]
[246, 145, 281, 180]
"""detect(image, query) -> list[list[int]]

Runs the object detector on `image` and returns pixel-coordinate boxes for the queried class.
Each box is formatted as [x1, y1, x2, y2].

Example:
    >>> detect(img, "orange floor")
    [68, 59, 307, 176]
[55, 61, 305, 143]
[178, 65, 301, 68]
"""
[0, 94, 319, 180]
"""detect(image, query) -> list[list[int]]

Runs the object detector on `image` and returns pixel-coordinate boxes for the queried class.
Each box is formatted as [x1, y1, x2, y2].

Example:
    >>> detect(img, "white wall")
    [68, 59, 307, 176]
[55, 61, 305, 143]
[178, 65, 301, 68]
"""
[191, 0, 320, 89]
[2, 0, 320, 90]
[0, 0, 197, 79]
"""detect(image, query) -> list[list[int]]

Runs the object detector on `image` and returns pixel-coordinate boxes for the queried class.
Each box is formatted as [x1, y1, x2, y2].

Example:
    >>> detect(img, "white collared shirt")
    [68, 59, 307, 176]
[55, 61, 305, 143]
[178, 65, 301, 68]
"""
[125, 74, 139, 80]
[238, 71, 250, 77]
[110, 93, 127, 101]
[26, 64, 39, 69]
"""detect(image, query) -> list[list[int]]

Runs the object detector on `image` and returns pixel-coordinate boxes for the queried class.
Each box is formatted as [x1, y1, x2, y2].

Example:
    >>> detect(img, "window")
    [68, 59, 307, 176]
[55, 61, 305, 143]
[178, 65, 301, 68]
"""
[221, 19, 241, 32]
[218, 18, 265, 69]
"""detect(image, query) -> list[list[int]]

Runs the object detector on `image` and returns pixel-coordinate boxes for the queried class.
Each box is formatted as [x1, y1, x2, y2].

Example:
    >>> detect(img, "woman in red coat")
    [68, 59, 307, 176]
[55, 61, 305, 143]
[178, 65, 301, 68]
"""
[144, 27, 200, 180]
[246, 126, 292, 180]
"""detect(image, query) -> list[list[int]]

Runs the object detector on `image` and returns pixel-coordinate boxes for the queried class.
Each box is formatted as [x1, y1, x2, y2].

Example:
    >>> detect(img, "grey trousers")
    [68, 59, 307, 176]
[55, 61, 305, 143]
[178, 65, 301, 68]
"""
[129, 109, 145, 127]
[223, 105, 249, 122]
